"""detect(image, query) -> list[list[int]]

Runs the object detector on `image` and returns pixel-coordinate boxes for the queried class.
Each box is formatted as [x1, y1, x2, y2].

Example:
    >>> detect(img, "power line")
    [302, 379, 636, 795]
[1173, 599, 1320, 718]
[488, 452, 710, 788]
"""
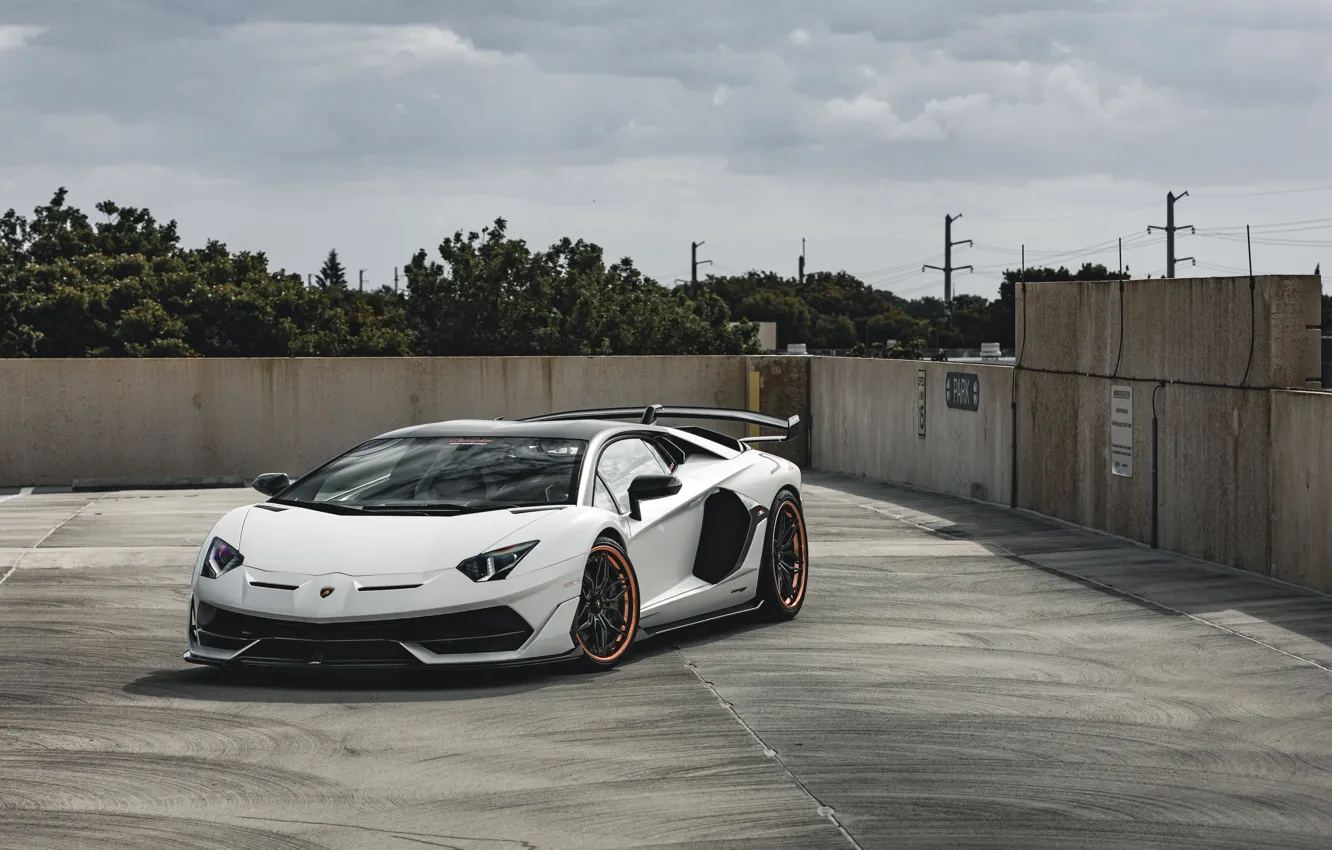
[1194, 216, 1332, 233]
[971, 232, 1163, 269]
[1196, 260, 1252, 275]
[1195, 232, 1332, 248]
[856, 254, 943, 278]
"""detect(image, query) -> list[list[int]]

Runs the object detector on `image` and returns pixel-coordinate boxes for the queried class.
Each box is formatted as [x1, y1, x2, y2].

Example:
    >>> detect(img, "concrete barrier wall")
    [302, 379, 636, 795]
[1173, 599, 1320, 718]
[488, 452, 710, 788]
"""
[0, 356, 810, 487]
[810, 357, 1013, 503]
[1014, 274, 1321, 574]
[1270, 390, 1332, 593]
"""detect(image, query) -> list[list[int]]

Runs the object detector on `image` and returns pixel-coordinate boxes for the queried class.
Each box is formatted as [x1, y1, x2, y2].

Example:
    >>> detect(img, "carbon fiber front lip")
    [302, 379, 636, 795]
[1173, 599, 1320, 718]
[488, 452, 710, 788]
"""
[183, 645, 583, 670]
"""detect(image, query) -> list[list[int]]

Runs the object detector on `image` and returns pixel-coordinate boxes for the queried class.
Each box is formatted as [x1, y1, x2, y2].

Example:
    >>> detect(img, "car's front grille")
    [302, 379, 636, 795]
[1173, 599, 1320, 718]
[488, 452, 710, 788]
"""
[195, 604, 534, 657]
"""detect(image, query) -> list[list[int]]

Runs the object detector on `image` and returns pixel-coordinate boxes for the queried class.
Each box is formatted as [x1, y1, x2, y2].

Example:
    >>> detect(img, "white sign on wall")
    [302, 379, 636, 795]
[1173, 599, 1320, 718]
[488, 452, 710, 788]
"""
[1111, 385, 1133, 477]
[917, 369, 927, 437]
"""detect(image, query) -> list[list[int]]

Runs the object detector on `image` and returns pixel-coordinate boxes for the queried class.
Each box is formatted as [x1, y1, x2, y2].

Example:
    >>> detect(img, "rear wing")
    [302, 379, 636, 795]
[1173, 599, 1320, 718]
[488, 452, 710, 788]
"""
[519, 404, 801, 444]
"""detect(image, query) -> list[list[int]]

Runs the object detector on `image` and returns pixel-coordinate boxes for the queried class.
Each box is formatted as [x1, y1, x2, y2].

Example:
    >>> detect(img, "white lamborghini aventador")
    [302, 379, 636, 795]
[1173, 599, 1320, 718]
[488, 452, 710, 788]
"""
[183, 405, 808, 672]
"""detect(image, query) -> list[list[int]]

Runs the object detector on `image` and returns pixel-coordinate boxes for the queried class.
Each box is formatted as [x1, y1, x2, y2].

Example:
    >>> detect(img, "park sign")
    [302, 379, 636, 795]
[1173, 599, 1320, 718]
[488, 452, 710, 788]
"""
[945, 372, 980, 412]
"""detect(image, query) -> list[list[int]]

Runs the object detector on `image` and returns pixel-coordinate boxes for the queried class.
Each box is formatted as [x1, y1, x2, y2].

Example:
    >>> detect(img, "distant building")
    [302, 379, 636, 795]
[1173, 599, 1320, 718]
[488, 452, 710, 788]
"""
[1323, 336, 1332, 388]
[733, 321, 779, 352]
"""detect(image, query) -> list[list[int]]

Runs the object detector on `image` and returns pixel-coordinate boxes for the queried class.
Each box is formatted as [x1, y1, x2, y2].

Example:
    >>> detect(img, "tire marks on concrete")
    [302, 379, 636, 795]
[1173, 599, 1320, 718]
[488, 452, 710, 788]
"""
[670, 477, 1332, 849]
[1, 811, 325, 850]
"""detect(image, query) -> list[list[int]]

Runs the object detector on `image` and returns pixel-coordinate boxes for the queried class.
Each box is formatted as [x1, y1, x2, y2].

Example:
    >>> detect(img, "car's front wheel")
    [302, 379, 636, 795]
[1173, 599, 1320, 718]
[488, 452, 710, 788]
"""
[571, 536, 641, 671]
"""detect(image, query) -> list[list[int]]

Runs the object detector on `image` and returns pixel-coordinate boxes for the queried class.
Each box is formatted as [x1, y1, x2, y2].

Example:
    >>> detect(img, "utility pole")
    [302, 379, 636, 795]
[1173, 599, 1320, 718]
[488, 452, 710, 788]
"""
[393, 267, 399, 293]
[1148, 191, 1195, 278]
[798, 238, 805, 285]
[691, 241, 712, 285]
[358, 269, 366, 291]
[922, 213, 973, 316]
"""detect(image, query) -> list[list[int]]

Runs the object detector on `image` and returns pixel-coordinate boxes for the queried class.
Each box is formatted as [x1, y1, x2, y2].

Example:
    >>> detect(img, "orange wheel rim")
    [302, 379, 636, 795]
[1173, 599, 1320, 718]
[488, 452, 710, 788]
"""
[772, 501, 807, 609]
[573, 545, 639, 663]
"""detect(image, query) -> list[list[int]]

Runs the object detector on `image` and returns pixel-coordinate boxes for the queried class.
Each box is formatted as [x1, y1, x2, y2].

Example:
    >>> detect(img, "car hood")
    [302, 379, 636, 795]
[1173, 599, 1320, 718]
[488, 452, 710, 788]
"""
[236, 504, 557, 576]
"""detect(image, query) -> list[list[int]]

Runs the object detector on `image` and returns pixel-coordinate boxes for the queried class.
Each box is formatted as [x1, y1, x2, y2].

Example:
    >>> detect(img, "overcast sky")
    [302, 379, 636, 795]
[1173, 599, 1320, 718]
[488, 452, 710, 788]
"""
[2, 0, 1329, 297]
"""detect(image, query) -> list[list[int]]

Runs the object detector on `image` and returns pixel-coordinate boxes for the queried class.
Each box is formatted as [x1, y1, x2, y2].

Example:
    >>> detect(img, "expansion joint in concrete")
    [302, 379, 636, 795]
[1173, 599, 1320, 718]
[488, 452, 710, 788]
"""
[673, 646, 865, 850]
[0, 496, 103, 589]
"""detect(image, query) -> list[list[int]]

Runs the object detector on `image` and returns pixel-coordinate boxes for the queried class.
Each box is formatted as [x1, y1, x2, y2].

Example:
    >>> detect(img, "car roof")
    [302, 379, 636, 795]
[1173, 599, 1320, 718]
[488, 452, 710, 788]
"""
[374, 418, 650, 441]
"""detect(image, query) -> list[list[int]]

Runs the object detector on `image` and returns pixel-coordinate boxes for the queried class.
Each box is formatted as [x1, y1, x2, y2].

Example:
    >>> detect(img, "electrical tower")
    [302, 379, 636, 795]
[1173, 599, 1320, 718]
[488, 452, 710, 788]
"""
[922, 214, 973, 315]
[691, 241, 712, 285]
[1148, 191, 1195, 278]
[798, 238, 806, 285]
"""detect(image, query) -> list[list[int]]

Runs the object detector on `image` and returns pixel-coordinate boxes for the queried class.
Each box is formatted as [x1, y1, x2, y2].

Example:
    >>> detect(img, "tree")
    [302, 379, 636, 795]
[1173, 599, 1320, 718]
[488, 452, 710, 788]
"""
[315, 249, 348, 289]
[405, 218, 758, 357]
[0, 191, 417, 358]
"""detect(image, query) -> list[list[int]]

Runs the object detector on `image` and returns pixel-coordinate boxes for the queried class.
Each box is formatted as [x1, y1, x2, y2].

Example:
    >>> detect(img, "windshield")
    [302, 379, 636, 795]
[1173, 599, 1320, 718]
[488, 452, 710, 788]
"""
[276, 436, 586, 509]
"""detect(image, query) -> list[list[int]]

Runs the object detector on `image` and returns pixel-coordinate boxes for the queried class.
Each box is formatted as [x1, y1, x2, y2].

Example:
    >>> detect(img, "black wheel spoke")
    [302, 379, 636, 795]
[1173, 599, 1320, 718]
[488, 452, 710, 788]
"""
[604, 608, 628, 632]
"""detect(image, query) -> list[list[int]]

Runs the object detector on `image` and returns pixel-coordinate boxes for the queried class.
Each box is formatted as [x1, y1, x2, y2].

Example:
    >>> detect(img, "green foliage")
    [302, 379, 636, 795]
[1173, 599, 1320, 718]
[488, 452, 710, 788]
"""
[708, 269, 927, 350]
[0, 191, 755, 358]
[706, 260, 1135, 353]
[6, 187, 1148, 361]
[315, 249, 348, 289]
[406, 219, 756, 356]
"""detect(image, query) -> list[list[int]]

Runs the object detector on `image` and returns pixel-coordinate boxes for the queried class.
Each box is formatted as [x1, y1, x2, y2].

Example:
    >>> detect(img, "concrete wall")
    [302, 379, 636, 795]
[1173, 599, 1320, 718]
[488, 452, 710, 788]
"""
[1014, 274, 1321, 574]
[810, 357, 1013, 504]
[1270, 390, 1332, 593]
[0, 356, 810, 487]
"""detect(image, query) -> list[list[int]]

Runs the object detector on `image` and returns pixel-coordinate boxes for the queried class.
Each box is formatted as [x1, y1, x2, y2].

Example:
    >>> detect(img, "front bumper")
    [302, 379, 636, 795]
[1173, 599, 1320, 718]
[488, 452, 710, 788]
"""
[184, 554, 586, 668]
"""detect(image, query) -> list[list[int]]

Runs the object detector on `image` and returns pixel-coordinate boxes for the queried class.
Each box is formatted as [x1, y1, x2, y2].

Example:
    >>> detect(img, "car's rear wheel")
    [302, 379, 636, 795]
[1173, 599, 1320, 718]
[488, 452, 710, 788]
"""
[757, 489, 808, 621]
[572, 536, 640, 671]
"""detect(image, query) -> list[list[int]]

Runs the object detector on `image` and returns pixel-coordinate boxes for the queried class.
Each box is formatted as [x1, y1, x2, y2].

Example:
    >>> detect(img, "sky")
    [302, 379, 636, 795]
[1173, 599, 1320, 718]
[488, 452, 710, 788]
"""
[1, 0, 1329, 298]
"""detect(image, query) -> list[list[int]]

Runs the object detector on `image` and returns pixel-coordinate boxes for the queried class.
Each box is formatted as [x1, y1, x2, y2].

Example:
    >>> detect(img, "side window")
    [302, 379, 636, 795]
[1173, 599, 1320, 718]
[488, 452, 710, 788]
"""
[596, 439, 667, 514]
[593, 475, 620, 513]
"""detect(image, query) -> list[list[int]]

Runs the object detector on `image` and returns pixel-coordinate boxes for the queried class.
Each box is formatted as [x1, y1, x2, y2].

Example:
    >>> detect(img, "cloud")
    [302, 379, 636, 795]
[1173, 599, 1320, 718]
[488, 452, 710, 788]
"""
[0, 25, 45, 51]
[1, 1, 1329, 296]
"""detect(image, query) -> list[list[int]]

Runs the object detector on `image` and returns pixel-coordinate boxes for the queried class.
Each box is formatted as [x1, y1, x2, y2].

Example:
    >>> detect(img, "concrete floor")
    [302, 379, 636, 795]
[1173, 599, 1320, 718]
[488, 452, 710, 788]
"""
[3, 472, 1332, 849]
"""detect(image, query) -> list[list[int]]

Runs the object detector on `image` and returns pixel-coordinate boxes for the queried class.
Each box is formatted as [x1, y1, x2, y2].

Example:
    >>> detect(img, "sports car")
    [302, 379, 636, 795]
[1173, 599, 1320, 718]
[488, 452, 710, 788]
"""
[183, 405, 809, 672]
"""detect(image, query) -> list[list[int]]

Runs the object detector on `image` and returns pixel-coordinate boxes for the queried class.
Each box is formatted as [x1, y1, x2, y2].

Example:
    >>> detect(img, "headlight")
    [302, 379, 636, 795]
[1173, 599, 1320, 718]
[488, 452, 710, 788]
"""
[456, 541, 538, 582]
[201, 537, 244, 579]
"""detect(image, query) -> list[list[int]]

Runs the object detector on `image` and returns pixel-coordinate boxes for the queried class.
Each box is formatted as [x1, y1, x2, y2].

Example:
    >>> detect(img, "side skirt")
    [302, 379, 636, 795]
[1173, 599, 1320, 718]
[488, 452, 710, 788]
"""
[637, 599, 763, 639]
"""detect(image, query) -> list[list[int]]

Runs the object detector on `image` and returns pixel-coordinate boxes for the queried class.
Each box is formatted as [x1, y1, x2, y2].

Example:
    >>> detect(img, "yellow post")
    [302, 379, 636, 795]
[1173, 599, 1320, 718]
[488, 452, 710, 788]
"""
[747, 370, 761, 438]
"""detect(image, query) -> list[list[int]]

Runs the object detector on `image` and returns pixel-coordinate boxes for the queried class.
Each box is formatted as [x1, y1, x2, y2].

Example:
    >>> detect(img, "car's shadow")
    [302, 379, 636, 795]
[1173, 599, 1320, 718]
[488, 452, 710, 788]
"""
[123, 614, 780, 703]
[124, 662, 578, 703]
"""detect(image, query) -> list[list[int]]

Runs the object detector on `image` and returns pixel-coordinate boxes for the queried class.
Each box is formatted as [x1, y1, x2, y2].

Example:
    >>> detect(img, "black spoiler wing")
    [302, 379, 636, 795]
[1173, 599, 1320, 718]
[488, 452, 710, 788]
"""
[519, 405, 801, 443]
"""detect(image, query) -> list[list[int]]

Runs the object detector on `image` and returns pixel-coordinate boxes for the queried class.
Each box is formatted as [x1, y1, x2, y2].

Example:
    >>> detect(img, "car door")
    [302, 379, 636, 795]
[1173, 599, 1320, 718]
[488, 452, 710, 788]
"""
[594, 437, 704, 610]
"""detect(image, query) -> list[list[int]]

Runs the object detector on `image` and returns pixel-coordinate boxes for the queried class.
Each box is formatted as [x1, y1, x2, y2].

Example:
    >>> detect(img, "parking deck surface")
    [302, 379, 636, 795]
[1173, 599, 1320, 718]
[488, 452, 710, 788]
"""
[2, 472, 1332, 849]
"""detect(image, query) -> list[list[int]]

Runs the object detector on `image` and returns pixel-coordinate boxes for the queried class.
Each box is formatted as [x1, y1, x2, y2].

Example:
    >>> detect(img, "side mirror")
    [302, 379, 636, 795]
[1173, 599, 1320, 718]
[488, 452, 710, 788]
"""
[252, 472, 291, 498]
[626, 474, 682, 520]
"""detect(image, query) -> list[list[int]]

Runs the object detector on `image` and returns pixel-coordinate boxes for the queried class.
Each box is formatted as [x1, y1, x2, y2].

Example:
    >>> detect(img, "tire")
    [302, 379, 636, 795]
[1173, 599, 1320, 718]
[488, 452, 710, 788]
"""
[571, 536, 641, 672]
[756, 488, 809, 621]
